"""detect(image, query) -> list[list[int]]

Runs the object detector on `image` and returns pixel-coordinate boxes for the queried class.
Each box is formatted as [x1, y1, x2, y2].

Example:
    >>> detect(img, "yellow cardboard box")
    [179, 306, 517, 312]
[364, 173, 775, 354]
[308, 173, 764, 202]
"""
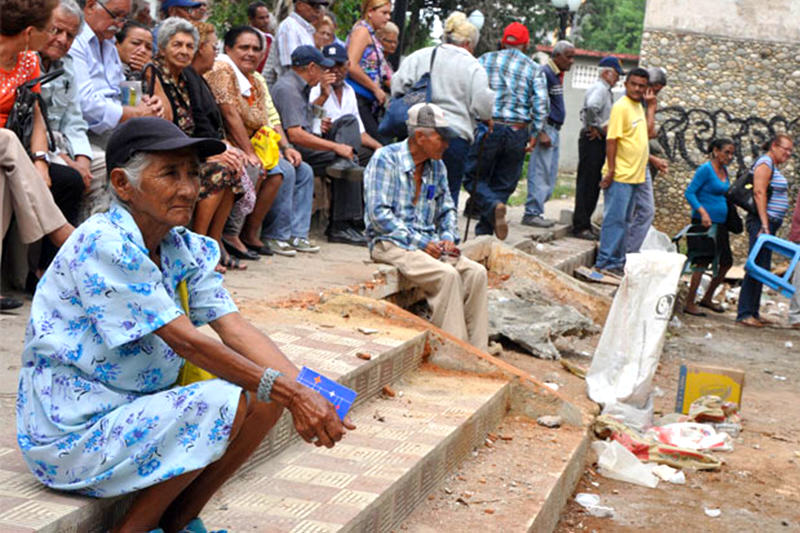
[675, 364, 745, 414]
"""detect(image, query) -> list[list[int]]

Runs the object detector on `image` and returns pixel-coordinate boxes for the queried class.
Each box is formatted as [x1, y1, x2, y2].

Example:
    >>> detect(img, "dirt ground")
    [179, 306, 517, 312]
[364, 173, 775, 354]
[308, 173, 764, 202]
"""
[550, 302, 800, 533]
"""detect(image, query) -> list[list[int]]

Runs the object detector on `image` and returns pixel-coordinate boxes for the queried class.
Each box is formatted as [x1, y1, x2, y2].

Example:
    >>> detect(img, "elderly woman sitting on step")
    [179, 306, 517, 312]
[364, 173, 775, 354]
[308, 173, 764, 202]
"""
[16, 118, 354, 533]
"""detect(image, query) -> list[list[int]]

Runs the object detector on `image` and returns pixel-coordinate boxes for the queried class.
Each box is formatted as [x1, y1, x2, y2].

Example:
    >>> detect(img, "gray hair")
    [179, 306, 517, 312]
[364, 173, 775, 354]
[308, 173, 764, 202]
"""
[95, 152, 151, 213]
[58, 0, 84, 28]
[157, 16, 199, 52]
[552, 40, 574, 57]
[442, 11, 479, 50]
[599, 67, 616, 78]
[647, 66, 667, 87]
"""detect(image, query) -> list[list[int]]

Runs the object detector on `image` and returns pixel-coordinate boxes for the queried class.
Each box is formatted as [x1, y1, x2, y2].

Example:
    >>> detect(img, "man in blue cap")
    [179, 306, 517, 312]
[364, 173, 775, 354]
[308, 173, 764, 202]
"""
[571, 56, 624, 240]
[309, 43, 383, 163]
[272, 45, 369, 246]
[161, 0, 204, 20]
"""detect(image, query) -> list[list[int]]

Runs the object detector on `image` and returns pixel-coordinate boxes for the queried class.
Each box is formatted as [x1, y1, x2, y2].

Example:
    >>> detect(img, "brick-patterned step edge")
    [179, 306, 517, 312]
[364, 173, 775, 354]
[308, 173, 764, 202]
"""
[201, 368, 511, 532]
[0, 324, 428, 532]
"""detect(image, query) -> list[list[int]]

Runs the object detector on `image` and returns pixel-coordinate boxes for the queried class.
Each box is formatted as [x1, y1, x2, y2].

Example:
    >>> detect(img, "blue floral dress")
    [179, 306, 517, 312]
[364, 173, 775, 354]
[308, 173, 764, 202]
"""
[17, 202, 242, 497]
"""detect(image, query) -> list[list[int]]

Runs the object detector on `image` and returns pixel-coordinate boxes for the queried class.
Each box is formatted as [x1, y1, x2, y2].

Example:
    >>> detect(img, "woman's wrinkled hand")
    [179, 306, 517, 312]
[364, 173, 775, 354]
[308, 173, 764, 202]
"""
[288, 386, 356, 448]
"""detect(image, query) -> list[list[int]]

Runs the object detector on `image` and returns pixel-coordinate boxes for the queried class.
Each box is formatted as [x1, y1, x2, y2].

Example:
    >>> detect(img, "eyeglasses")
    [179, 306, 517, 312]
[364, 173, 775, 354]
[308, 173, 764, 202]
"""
[47, 25, 78, 41]
[776, 144, 794, 154]
[97, 1, 127, 22]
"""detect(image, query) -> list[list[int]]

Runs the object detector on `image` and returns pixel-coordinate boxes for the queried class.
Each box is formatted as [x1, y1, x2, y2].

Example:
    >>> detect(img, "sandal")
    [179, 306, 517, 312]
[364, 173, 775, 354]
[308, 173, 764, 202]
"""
[220, 251, 247, 271]
[222, 239, 260, 260]
[698, 300, 725, 313]
[737, 317, 763, 328]
[242, 240, 274, 256]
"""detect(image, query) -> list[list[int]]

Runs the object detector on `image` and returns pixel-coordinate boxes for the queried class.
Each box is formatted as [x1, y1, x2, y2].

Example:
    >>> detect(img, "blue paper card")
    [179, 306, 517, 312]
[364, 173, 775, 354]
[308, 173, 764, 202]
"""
[296, 367, 357, 420]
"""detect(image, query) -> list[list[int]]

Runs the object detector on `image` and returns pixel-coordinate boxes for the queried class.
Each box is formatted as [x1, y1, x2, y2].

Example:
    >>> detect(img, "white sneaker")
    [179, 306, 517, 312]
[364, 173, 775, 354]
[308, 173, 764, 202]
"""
[289, 237, 320, 253]
[265, 239, 297, 256]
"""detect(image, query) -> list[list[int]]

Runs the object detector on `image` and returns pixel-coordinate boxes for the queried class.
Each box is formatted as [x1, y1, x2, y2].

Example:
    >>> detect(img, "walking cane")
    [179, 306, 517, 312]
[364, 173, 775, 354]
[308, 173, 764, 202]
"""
[463, 126, 489, 241]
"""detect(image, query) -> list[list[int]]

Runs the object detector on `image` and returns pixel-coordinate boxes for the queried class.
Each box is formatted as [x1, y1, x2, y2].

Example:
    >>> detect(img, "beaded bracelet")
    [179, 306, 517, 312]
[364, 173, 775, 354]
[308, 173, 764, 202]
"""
[257, 368, 283, 403]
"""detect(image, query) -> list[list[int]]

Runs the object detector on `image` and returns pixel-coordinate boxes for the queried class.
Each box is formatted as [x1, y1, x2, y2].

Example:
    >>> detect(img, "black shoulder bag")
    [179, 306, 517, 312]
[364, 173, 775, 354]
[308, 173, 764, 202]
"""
[378, 45, 440, 140]
[725, 159, 774, 216]
[5, 68, 65, 155]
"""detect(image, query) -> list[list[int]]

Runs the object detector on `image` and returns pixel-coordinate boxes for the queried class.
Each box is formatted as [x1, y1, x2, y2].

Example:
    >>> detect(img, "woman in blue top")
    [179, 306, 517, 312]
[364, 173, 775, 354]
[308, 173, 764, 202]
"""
[683, 138, 735, 316]
[737, 133, 794, 327]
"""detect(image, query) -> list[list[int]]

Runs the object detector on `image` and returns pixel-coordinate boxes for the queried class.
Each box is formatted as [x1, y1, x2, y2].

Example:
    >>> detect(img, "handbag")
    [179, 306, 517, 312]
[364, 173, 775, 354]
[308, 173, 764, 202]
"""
[5, 68, 64, 154]
[250, 125, 281, 170]
[378, 46, 440, 140]
[175, 280, 216, 386]
[725, 160, 773, 216]
[725, 199, 743, 234]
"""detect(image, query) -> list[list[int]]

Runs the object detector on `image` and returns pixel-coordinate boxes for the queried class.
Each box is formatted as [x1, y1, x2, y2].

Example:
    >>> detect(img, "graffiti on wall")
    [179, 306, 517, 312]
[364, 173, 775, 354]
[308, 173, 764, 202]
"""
[654, 106, 800, 170]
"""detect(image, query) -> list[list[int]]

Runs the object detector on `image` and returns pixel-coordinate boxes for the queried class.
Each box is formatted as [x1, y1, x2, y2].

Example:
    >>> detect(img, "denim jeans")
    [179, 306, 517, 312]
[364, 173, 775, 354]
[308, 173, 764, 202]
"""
[260, 158, 314, 241]
[625, 167, 655, 253]
[524, 123, 560, 218]
[595, 180, 639, 270]
[442, 136, 471, 207]
[736, 215, 783, 320]
[463, 123, 530, 236]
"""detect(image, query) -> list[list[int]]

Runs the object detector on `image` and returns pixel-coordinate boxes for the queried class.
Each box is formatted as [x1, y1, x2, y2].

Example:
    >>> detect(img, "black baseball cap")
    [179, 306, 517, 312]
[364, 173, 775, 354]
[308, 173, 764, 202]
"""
[291, 45, 335, 68]
[106, 117, 226, 179]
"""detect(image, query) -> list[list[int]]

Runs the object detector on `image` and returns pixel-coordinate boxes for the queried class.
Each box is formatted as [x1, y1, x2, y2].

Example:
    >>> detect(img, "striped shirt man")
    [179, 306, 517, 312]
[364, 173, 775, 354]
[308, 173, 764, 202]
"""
[478, 48, 549, 134]
[364, 140, 459, 251]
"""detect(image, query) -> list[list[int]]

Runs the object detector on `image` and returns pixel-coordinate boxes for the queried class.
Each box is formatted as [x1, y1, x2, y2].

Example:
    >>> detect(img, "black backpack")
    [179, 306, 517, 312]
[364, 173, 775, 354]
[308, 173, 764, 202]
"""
[5, 68, 64, 155]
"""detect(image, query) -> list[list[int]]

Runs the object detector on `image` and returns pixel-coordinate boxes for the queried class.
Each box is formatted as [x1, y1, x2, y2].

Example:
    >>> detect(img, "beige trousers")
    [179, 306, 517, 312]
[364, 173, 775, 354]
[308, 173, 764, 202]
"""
[371, 240, 489, 351]
[77, 141, 108, 222]
[0, 129, 67, 260]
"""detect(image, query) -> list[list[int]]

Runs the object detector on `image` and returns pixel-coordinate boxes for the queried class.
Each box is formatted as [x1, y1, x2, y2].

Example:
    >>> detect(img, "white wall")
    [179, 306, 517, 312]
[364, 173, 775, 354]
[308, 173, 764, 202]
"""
[644, 0, 800, 43]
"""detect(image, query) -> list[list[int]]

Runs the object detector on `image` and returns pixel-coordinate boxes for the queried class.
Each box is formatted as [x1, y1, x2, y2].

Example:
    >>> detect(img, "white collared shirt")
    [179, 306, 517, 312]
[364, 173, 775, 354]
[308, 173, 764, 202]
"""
[68, 23, 124, 135]
[308, 82, 365, 134]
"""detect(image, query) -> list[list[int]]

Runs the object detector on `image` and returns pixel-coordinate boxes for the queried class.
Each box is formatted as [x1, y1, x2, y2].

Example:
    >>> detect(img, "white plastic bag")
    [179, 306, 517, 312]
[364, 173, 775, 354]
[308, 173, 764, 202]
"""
[640, 226, 678, 253]
[592, 440, 659, 488]
[586, 251, 686, 428]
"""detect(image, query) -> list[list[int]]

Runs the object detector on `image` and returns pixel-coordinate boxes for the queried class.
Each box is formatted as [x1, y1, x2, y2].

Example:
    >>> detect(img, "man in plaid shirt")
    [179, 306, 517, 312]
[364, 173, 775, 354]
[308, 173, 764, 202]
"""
[463, 22, 549, 240]
[365, 103, 489, 350]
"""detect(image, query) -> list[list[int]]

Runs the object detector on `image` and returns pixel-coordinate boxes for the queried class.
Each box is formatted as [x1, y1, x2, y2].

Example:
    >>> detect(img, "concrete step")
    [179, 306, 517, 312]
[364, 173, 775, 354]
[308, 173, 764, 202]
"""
[200, 365, 512, 532]
[514, 237, 597, 276]
[0, 322, 430, 532]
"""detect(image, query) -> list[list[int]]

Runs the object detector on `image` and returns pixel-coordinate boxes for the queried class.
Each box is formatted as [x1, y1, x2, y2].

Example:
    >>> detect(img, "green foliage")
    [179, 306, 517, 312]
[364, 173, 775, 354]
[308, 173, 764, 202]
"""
[207, 0, 251, 36]
[331, 0, 362, 41]
[575, 0, 646, 55]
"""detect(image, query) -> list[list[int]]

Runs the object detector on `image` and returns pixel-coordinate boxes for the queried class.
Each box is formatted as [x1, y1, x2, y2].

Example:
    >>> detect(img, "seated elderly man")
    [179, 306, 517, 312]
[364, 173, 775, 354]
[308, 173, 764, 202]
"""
[70, 0, 166, 219]
[17, 117, 353, 532]
[309, 42, 382, 165]
[364, 103, 489, 350]
[272, 44, 368, 246]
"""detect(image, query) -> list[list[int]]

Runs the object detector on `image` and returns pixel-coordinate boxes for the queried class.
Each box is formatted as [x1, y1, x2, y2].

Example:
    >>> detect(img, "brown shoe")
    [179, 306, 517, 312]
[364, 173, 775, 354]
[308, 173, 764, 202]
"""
[494, 203, 508, 240]
[737, 317, 763, 328]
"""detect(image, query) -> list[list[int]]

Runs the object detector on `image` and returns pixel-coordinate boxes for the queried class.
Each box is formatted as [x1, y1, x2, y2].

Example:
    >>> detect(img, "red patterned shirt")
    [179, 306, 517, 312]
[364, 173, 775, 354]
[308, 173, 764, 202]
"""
[0, 51, 41, 127]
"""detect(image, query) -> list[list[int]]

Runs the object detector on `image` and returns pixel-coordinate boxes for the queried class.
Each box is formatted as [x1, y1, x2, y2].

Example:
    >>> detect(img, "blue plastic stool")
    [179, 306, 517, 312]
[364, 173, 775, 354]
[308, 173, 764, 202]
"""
[744, 234, 800, 297]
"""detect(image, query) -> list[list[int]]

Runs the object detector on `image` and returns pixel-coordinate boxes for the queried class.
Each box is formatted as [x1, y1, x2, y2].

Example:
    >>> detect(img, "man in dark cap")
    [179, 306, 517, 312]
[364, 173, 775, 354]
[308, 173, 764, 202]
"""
[572, 56, 624, 240]
[272, 45, 368, 246]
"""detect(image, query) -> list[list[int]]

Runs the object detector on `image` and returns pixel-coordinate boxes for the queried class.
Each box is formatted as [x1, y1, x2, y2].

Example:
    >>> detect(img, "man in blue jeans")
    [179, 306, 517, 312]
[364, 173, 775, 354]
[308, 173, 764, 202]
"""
[624, 67, 669, 253]
[523, 40, 575, 228]
[594, 68, 653, 276]
[463, 22, 548, 240]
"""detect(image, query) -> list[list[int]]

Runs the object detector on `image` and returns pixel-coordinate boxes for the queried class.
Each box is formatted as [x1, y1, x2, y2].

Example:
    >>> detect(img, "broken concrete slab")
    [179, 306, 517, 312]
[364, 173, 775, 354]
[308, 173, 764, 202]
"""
[488, 289, 597, 360]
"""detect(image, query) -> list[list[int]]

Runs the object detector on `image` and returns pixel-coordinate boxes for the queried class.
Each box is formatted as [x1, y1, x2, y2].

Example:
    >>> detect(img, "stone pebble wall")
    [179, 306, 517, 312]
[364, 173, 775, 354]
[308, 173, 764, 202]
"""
[639, 30, 800, 259]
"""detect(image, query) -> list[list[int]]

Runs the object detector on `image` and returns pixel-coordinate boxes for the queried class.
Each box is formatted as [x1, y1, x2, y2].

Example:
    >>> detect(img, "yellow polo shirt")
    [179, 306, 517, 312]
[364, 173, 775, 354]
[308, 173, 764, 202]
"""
[602, 95, 649, 184]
